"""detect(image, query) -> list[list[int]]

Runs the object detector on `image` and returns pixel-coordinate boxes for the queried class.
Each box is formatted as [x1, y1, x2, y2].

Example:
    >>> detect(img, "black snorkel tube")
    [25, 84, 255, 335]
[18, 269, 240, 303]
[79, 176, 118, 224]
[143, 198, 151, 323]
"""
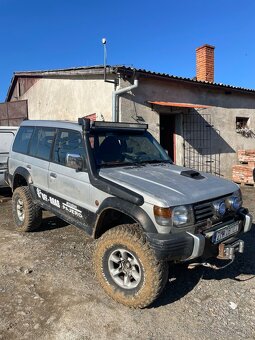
[79, 118, 144, 206]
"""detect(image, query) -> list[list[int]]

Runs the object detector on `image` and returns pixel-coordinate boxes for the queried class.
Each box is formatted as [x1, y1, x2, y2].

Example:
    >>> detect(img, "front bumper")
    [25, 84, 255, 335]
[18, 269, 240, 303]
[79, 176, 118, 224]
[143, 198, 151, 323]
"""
[146, 209, 253, 261]
[145, 232, 205, 261]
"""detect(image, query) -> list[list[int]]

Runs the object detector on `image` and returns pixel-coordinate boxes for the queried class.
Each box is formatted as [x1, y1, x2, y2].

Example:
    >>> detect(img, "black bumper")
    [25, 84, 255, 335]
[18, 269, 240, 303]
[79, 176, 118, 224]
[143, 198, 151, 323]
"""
[145, 232, 204, 261]
[146, 209, 253, 262]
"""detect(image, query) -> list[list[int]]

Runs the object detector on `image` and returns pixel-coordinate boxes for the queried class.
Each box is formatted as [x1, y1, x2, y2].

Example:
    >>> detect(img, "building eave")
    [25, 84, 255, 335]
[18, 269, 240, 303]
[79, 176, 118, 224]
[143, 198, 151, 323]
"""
[115, 66, 255, 95]
[6, 65, 255, 102]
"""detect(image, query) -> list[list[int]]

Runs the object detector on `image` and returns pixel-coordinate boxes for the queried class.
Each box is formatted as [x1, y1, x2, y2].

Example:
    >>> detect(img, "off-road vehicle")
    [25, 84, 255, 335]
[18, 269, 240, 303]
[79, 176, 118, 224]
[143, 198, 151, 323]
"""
[6, 118, 253, 308]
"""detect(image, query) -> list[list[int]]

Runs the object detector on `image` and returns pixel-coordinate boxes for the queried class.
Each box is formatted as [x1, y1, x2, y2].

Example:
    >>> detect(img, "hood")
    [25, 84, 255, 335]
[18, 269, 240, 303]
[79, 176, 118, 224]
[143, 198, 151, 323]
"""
[99, 163, 239, 207]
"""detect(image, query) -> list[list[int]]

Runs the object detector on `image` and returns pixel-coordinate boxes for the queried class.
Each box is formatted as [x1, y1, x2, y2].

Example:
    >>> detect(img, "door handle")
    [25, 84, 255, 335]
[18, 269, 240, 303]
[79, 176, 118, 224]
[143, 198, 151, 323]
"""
[50, 172, 57, 179]
[26, 165, 31, 169]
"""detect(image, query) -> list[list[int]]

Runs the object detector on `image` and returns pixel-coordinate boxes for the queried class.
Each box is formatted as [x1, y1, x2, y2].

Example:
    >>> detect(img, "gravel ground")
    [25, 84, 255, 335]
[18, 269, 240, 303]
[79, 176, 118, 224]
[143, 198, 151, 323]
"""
[0, 187, 254, 340]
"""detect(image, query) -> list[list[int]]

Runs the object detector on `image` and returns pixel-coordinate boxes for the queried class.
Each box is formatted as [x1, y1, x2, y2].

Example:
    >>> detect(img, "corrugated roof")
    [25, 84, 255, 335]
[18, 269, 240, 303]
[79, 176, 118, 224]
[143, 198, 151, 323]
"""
[116, 66, 255, 93]
[6, 65, 255, 101]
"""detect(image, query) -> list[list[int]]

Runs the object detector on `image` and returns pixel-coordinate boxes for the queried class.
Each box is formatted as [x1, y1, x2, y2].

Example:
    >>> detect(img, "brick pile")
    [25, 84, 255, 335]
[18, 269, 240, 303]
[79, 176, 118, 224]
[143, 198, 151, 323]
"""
[232, 150, 255, 185]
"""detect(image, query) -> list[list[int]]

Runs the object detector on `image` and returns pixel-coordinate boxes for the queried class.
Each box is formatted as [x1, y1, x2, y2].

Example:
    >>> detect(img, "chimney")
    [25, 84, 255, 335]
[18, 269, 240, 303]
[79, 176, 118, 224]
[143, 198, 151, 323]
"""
[196, 44, 215, 83]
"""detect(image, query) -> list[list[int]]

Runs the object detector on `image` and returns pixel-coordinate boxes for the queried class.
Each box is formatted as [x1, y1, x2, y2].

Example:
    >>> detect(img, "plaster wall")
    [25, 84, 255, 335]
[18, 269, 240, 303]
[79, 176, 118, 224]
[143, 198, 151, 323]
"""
[13, 74, 255, 179]
[19, 77, 114, 122]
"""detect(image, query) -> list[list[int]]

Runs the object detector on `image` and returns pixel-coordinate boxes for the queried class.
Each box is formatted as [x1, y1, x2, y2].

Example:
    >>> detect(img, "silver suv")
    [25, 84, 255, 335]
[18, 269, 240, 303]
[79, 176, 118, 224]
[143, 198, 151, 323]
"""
[6, 118, 253, 308]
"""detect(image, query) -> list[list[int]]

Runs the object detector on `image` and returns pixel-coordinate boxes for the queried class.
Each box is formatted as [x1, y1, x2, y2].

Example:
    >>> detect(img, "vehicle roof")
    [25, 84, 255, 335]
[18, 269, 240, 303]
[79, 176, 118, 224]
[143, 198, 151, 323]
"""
[20, 120, 147, 132]
[20, 120, 82, 131]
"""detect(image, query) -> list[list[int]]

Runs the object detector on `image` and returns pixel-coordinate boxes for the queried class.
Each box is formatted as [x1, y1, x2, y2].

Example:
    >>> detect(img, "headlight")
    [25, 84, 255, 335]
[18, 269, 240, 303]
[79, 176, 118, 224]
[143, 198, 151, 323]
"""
[172, 205, 192, 226]
[226, 189, 243, 211]
[153, 205, 194, 227]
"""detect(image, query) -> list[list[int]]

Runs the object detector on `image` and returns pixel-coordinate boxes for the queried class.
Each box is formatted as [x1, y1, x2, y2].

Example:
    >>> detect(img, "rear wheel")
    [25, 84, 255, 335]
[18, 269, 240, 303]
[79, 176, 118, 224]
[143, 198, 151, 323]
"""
[12, 186, 42, 232]
[94, 224, 168, 308]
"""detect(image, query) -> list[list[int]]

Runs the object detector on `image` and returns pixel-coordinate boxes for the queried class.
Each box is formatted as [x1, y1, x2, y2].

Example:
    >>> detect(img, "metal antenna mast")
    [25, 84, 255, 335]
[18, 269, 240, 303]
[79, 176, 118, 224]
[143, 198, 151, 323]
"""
[101, 38, 115, 84]
[102, 38, 107, 82]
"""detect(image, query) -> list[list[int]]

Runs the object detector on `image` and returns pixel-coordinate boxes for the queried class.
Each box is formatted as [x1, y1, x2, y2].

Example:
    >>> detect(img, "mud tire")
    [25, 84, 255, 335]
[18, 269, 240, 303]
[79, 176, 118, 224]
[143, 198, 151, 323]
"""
[12, 186, 42, 232]
[94, 224, 168, 308]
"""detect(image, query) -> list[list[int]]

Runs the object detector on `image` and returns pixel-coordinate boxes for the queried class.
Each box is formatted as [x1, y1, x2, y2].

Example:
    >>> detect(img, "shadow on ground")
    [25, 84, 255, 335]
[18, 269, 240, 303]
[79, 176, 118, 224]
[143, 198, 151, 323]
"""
[152, 224, 255, 308]
[34, 215, 70, 232]
[0, 187, 12, 198]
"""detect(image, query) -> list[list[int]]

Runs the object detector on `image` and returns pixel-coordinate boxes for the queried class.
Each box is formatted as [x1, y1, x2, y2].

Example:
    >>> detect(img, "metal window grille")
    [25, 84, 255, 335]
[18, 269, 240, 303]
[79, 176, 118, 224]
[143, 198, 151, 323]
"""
[183, 112, 221, 176]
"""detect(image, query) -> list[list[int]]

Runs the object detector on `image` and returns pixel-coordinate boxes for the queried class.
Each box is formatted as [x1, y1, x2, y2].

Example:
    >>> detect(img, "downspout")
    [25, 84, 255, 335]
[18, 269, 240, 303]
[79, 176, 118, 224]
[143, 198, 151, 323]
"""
[112, 77, 139, 122]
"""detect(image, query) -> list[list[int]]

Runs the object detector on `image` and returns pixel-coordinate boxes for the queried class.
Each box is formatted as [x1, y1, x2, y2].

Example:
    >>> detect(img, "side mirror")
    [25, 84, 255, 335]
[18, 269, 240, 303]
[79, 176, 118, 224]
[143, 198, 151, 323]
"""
[66, 153, 83, 171]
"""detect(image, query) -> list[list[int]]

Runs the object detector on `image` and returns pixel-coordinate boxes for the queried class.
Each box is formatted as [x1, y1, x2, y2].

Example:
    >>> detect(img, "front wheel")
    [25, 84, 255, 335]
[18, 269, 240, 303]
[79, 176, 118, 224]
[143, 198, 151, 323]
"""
[94, 224, 168, 308]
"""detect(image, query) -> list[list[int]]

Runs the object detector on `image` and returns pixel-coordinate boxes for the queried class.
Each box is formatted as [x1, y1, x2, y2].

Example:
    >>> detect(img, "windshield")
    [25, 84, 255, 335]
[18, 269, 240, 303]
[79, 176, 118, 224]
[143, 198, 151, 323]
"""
[89, 130, 172, 167]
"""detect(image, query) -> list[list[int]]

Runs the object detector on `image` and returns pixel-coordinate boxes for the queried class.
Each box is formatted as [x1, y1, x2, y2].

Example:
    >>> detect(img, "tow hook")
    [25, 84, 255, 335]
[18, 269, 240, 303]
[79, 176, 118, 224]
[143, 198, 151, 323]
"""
[188, 239, 244, 270]
[217, 239, 244, 260]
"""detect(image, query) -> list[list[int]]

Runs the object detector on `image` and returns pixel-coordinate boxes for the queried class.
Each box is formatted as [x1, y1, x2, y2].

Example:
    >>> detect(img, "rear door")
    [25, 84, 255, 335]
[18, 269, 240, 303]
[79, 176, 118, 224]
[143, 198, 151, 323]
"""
[27, 127, 56, 192]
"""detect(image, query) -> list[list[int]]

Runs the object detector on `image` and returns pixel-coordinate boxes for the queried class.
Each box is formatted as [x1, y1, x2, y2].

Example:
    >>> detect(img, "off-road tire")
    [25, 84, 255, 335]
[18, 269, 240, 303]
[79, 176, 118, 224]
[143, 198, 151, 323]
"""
[12, 186, 42, 232]
[94, 224, 169, 308]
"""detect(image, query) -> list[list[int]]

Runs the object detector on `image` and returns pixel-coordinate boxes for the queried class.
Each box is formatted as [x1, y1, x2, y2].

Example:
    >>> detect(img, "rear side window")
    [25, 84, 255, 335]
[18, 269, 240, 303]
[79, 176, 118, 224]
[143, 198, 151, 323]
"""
[12, 126, 34, 154]
[29, 127, 55, 161]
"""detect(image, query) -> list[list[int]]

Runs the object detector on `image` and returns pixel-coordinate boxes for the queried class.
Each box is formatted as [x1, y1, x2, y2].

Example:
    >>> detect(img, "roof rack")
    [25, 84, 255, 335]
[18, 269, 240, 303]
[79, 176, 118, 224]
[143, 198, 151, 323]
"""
[92, 121, 147, 131]
[78, 118, 148, 131]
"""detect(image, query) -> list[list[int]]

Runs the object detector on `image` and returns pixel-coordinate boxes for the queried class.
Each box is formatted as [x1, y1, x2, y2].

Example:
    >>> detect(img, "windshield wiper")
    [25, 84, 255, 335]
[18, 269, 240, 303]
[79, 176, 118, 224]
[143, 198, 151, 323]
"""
[99, 161, 136, 168]
[138, 159, 172, 165]
[99, 159, 171, 168]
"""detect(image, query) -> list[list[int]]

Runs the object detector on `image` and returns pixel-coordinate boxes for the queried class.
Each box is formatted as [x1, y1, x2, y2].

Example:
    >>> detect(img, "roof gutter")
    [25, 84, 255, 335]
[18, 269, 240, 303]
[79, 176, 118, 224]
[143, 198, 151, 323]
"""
[112, 77, 139, 122]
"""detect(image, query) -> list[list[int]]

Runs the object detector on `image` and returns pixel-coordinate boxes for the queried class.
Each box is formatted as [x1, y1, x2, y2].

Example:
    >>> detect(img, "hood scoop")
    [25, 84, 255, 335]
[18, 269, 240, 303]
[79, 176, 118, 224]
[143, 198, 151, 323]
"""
[180, 170, 204, 180]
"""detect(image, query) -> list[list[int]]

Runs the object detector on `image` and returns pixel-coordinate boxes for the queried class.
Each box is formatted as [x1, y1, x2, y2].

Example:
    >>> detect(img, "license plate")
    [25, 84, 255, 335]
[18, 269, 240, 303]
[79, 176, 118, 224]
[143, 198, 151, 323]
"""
[212, 222, 239, 244]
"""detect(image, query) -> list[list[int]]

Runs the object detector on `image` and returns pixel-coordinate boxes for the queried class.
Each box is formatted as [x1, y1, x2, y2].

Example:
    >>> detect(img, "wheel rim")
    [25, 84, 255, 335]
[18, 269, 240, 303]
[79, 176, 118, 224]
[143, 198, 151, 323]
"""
[108, 248, 142, 289]
[16, 198, 25, 222]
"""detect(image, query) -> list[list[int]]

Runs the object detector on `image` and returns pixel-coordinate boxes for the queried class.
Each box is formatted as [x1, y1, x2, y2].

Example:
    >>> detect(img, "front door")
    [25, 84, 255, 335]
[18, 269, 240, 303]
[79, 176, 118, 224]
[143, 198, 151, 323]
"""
[47, 129, 95, 232]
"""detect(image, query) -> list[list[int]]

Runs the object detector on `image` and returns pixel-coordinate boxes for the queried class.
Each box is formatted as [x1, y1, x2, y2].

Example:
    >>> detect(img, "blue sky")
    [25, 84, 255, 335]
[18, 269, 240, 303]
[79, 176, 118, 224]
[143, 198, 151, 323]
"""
[1, 0, 255, 101]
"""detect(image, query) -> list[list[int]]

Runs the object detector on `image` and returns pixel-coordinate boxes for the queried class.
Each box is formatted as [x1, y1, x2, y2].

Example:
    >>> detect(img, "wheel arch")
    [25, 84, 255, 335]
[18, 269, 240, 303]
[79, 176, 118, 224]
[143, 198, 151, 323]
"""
[94, 197, 157, 239]
[12, 167, 32, 191]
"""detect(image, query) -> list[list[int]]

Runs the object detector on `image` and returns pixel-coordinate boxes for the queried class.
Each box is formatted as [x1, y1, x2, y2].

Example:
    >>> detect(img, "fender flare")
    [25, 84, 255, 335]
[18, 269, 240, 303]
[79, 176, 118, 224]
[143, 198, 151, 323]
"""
[94, 197, 157, 238]
[12, 167, 33, 189]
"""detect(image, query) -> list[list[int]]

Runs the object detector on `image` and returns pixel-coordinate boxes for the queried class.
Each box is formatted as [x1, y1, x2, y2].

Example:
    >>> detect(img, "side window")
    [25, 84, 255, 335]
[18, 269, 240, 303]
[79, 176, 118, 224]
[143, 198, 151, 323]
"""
[53, 130, 85, 167]
[236, 117, 249, 130]
[29, 127, 55, 161]
[12, 126, 34, 154]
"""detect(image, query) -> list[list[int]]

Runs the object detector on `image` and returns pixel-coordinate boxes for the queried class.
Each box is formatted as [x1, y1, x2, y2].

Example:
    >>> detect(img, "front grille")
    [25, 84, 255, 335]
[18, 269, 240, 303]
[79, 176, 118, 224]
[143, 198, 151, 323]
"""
[194, 201, 214, 223]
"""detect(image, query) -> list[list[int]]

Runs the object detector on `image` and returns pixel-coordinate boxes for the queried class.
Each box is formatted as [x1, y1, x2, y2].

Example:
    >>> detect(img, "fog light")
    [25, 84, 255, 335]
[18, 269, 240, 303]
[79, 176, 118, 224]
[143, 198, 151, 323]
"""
[226, 196, 242, 211]
[213, 200, 226, 217]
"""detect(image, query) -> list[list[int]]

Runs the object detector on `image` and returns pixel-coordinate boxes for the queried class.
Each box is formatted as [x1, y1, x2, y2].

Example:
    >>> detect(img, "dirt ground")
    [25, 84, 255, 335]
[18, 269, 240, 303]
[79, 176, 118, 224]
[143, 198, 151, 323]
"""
[0, 187, 255, 340]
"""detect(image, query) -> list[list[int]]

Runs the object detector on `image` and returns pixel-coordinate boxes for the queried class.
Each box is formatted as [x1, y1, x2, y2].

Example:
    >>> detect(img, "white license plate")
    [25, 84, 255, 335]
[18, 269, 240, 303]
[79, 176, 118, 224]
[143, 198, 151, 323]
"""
[212, 222, 239, 244]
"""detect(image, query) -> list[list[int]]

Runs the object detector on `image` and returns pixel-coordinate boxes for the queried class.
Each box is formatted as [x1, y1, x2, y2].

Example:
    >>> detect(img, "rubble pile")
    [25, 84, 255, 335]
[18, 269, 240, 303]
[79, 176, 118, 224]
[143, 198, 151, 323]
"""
[232, 150, 255, 185]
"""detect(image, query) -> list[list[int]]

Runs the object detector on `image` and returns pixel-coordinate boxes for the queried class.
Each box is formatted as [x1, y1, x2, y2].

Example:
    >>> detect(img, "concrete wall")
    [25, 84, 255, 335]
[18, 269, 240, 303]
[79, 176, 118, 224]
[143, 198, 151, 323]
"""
[18, 76, 114, 122]
[119, 77, 255, 179]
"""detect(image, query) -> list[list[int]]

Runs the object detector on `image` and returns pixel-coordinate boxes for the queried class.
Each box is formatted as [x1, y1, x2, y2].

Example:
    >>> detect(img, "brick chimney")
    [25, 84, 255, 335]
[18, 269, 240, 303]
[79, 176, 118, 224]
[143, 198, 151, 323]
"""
[196, 44, 215, 83]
